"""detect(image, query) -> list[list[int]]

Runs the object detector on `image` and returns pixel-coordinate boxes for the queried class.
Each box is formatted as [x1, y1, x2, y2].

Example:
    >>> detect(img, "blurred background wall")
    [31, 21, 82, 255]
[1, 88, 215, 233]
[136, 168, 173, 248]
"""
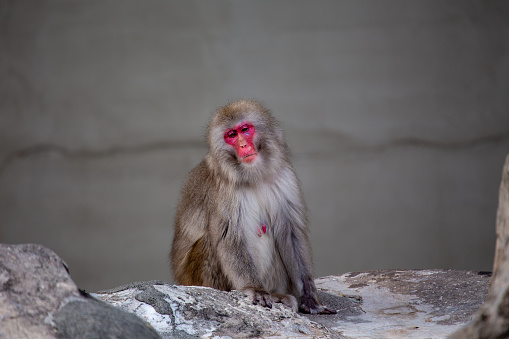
[1, 1, 508, 292]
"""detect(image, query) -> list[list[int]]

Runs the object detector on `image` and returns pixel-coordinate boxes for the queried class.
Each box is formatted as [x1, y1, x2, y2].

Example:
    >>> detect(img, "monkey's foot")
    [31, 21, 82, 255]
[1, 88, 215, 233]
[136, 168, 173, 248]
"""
[299, 296, 337, 314]
[243, 288, 273, 309]
[272, 294, 298, 312]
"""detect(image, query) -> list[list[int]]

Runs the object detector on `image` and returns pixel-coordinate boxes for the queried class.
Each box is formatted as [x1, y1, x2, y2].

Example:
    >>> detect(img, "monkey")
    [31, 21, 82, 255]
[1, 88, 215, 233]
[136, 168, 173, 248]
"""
[170, 99, 336, 314]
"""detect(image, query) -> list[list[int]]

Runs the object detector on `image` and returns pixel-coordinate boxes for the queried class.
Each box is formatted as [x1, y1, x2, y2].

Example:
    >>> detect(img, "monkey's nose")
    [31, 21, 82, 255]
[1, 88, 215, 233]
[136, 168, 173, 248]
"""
[237, 136, 247, 148]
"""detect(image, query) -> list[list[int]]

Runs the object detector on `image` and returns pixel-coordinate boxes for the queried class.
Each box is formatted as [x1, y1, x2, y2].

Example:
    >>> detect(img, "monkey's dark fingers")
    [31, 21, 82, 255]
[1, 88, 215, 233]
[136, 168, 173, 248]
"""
[262, 293, 273, 308]
[253, 294, 262, 305]
[253, 291, 272, 308]
[299, 303, 311, 313]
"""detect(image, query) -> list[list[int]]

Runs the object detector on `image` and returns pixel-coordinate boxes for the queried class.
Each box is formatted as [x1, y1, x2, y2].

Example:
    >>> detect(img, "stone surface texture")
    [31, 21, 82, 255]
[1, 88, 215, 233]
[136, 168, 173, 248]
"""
[0, 242, 491, 338]
[0, 243, 160, 339]
[2, 2, 509, 292]
[95, 269, 489, 339]
[95, 282, 337, 338]
[314, 270, 489, 338]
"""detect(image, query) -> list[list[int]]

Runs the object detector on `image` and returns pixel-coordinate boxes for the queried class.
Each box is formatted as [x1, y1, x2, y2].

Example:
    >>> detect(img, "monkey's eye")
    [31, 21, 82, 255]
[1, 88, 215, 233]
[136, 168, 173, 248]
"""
[225, 130, 237, 139]
[239, 124, 254, 134]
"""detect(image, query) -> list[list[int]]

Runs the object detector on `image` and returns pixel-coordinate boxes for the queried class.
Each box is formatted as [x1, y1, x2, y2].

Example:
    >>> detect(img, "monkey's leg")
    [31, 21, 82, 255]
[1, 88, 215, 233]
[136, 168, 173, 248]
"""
[299, 275, 337, 314]
[216, 237, 274, 309]
[277, 226, 337, 314]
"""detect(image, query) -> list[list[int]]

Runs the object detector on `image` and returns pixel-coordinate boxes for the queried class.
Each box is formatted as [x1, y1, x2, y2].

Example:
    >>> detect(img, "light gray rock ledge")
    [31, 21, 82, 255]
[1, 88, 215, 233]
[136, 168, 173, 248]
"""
[94, 270, 489, 339]
[0, 243, 489, 338]
[313, 270, 489, 338]
[94, 281, 335, 338]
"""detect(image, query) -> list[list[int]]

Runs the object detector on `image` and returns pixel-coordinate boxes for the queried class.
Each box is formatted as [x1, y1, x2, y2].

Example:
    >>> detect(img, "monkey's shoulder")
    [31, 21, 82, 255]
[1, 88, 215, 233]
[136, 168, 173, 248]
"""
[180, 160, 216, 199]
[175, 161, 217, 232]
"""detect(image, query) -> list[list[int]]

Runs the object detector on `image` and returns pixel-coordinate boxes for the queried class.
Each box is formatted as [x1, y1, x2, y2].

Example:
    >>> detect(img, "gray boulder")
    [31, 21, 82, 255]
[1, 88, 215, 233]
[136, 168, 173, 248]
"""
[0, 243, 160, 339]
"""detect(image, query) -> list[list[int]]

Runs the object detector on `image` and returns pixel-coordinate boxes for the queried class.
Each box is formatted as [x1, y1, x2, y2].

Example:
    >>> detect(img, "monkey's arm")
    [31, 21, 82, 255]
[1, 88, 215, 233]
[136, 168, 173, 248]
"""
[276, 208, 337, 314]
[171, 162, 210, 285]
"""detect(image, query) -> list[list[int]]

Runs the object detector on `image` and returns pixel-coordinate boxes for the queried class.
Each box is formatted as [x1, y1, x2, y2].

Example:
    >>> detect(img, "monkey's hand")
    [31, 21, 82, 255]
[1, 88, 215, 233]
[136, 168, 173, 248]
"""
[299, 295, 337, 314]
[242, 288, 273, 309]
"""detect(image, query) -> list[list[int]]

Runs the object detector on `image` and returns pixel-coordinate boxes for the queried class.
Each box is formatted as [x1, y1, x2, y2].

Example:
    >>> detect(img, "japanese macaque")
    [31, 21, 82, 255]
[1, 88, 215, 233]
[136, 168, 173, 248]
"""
[170, 99, 336, 314]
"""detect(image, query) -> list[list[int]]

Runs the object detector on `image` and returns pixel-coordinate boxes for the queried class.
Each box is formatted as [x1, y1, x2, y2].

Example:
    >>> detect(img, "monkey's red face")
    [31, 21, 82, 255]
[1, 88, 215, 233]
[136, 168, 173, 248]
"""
[224, 122, 258, 163]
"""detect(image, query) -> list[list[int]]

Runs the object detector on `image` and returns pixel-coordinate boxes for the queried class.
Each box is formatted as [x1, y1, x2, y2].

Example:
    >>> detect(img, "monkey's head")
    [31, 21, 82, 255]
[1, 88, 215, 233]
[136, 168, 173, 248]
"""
[206, 99, 290, 184]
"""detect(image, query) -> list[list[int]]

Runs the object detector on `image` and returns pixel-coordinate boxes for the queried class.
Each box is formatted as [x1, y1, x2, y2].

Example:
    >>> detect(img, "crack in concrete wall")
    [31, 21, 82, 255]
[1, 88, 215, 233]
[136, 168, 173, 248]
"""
[371, 131, 509, 152]
[1, 130, 508, 176]
[0, 140, 207, 175]
[299, 130, 509, 158]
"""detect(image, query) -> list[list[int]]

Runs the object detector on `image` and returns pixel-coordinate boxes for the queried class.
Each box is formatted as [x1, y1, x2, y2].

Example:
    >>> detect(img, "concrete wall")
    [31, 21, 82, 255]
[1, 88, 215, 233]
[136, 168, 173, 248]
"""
[1, 1, 508, 292]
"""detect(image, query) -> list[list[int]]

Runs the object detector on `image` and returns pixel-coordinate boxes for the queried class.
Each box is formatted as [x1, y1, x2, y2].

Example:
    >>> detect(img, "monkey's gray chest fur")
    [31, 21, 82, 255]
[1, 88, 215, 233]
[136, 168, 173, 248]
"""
[239, 185, 288, 294]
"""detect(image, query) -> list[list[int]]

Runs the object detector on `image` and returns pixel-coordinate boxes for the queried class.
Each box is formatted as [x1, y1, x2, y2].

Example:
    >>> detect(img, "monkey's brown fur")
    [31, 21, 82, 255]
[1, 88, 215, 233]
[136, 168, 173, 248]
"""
[171, 99, 335, 314]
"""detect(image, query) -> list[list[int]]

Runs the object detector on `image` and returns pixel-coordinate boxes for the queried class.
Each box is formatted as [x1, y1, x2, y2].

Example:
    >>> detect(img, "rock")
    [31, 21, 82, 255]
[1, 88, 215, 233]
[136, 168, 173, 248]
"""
[450, 154, 509, 338]
[0, 243, 492, 338]
[314, 270, 489, 338]
[93, 281, 338, 338]
[52, 291, 161, 339]
[94, 269, 489, 339]
[0, 243, 160, 339]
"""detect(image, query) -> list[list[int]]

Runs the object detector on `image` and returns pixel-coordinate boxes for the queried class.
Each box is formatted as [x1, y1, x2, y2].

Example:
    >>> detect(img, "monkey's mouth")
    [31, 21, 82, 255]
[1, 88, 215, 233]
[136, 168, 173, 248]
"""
[240, 153, 258, 162]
